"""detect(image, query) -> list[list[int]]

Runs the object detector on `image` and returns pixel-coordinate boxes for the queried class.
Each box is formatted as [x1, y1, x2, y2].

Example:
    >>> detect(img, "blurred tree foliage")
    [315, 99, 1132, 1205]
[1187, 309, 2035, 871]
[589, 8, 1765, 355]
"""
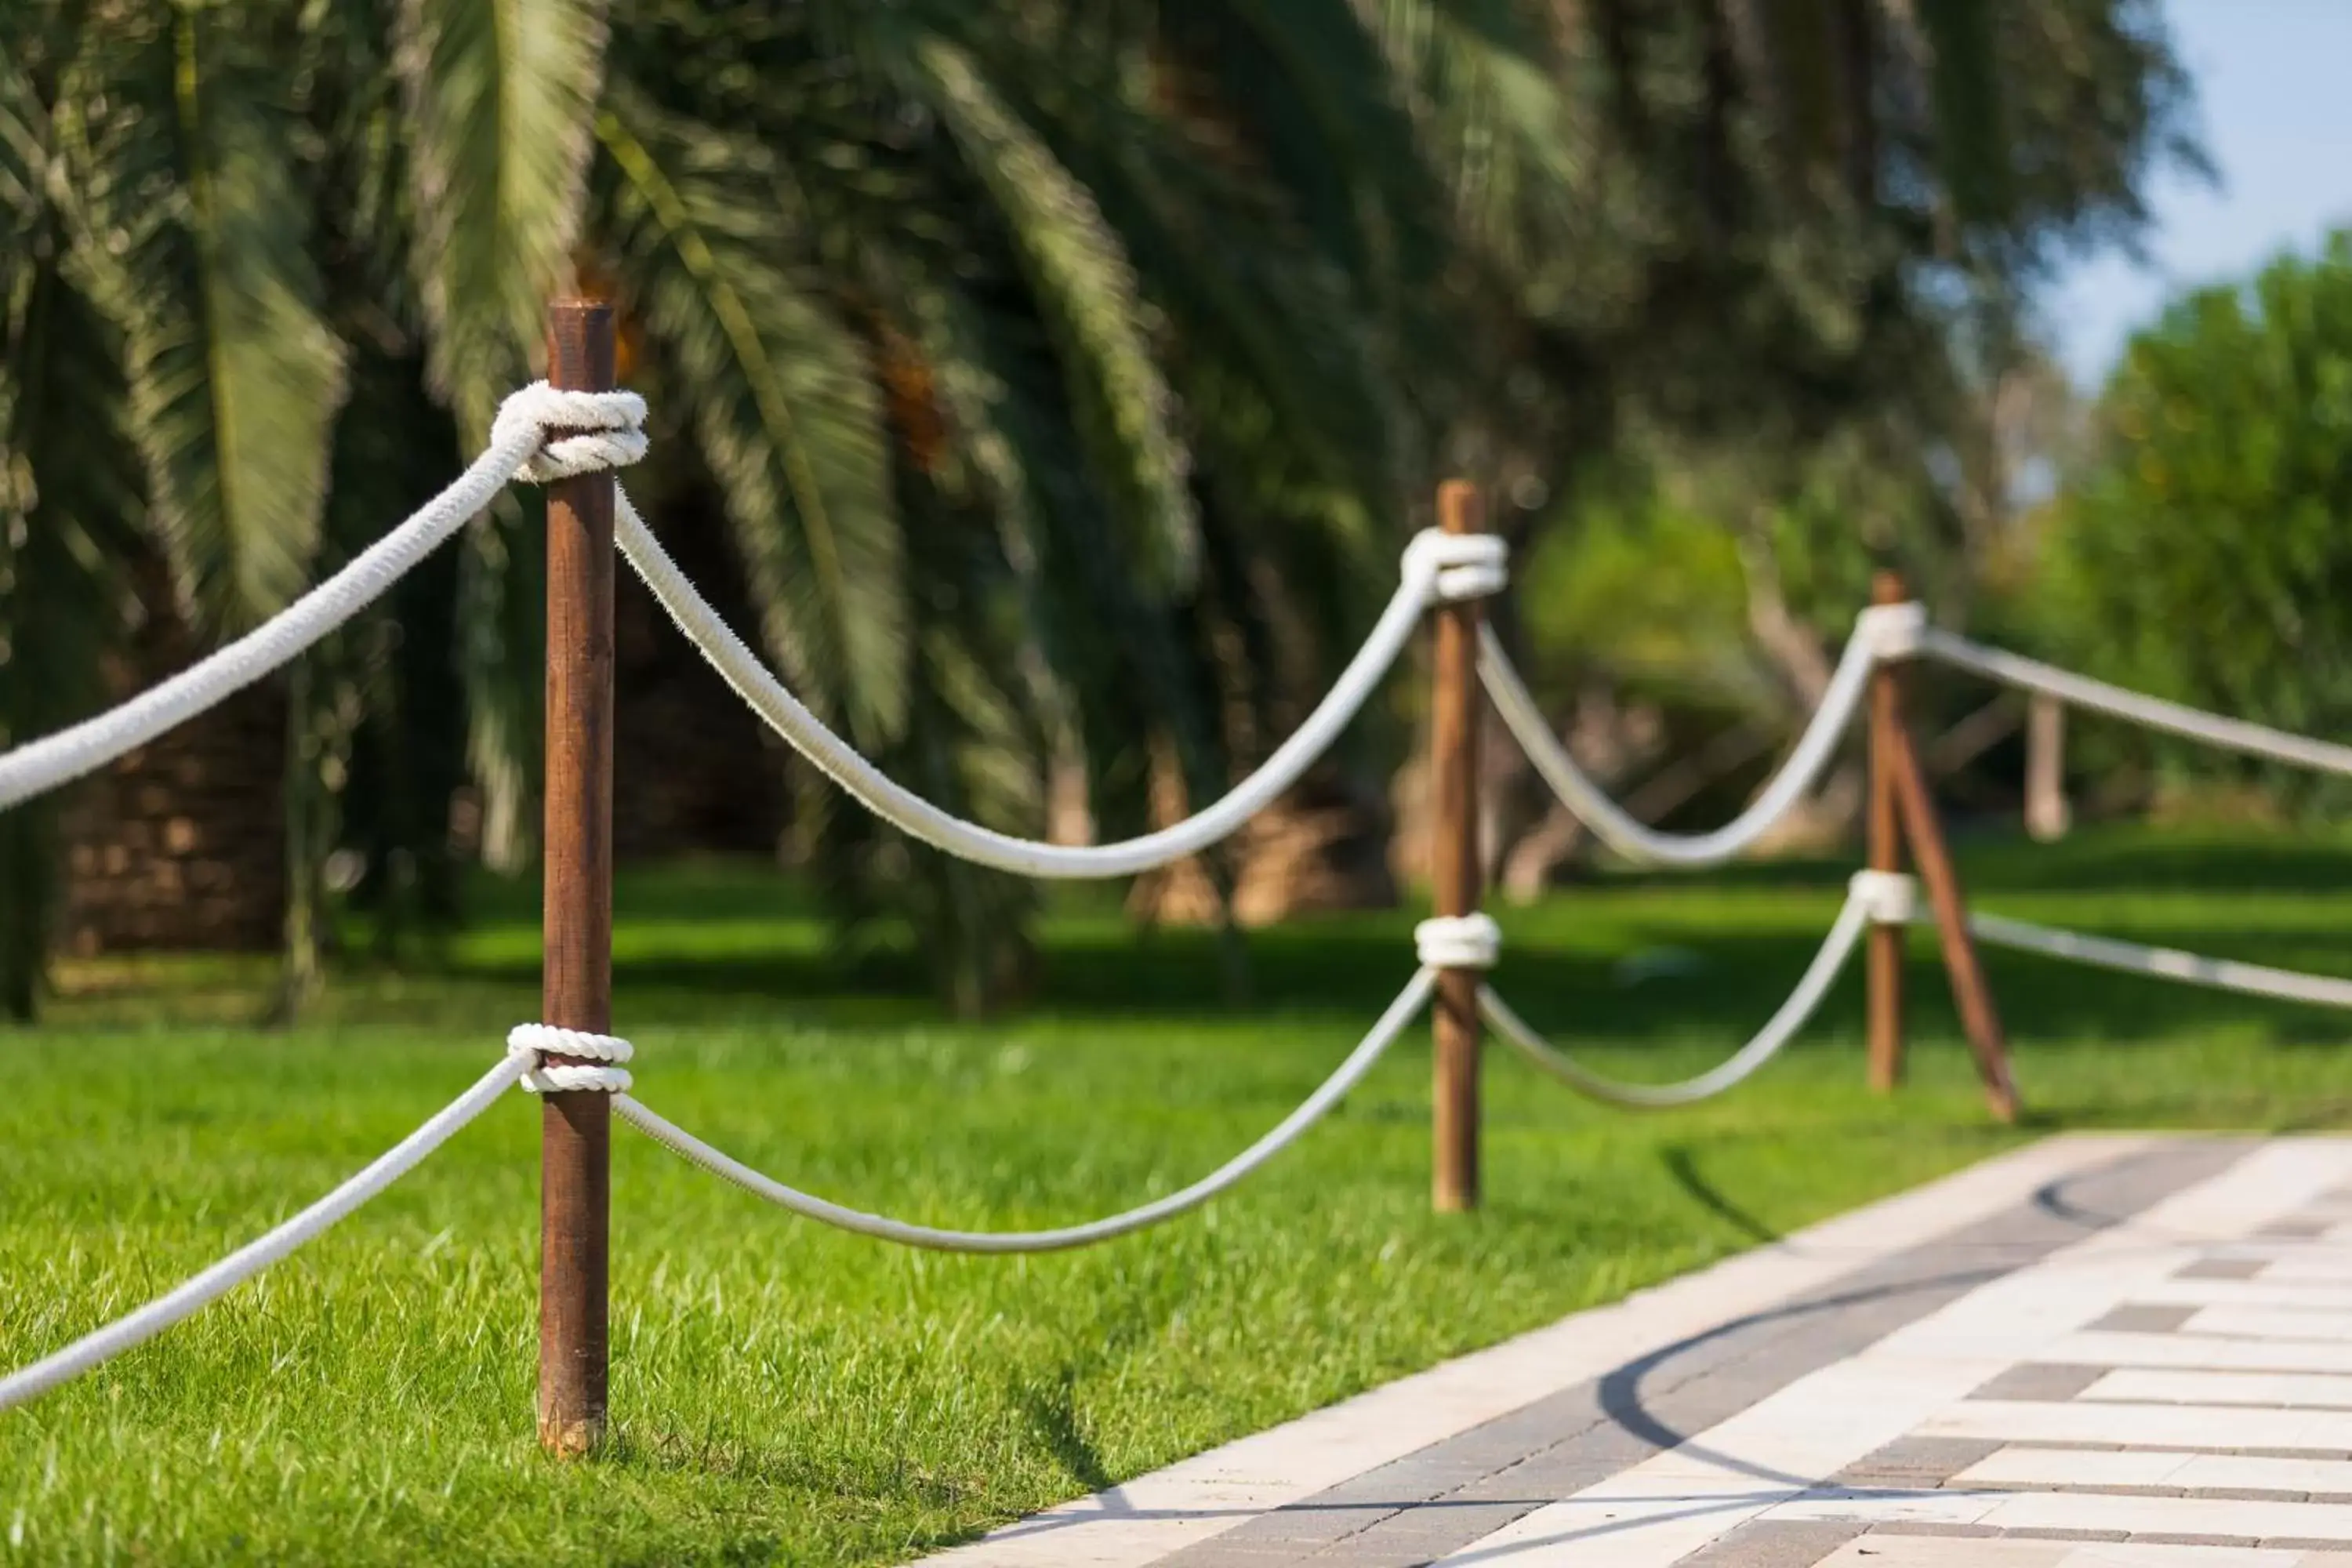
[2039, 233, 2352, 818]
[0, 0, 2200, 1017]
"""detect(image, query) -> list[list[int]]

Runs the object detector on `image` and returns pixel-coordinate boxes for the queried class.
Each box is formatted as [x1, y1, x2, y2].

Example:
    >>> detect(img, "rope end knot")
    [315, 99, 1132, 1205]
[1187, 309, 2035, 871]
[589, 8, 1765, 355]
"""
[1417, 913, 1502, 970]
[493, 382, 650, 485]
[1404, 529, 1509, 604]
[509, 1022, 635, 1094]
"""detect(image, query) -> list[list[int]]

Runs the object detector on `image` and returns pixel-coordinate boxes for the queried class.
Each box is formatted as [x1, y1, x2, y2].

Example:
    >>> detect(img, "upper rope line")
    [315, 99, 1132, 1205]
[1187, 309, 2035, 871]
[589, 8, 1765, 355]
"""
[615, 487, 1507, 879]
[0, 384, 648, 815]
[1915, 628, 2352, 777]
[1477, 604, 1921, 869]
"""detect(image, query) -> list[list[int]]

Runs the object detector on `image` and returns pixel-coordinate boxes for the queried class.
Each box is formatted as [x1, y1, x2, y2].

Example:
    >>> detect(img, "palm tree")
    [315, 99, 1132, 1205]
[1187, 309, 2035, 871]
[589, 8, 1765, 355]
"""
[0, 0, 1473, 1018]
[0, 0, 2198, 1016]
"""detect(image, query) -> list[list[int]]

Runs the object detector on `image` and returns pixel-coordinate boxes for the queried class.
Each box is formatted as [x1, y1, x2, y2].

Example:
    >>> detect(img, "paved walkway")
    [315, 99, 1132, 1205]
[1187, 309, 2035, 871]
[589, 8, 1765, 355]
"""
[925, 1134, 2352, 1567]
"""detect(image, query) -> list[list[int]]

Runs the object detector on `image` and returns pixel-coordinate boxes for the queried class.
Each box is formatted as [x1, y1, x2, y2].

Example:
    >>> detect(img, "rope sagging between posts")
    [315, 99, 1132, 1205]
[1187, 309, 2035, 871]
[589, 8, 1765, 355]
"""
[611, 969, 1440, 1253]
[1481, 877, 1879, 1109]
[1475, 604, 1920, 870]
[613, 491, 1508, 879]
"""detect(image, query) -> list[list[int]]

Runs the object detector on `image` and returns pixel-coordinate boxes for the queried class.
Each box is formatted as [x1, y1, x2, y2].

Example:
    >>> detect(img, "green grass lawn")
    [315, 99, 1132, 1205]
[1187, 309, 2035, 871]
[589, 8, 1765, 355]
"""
[3, 825, 2349, 1565]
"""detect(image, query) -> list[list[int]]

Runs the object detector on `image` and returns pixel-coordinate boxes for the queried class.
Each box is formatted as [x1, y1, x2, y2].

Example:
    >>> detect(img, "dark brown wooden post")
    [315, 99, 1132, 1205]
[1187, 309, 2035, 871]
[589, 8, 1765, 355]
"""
[539, 299, 617, 1454]
[1866, 572, 1909, 1093]
[1430, 480, 1483, 1213]
[1874, 609, 2021, 1124]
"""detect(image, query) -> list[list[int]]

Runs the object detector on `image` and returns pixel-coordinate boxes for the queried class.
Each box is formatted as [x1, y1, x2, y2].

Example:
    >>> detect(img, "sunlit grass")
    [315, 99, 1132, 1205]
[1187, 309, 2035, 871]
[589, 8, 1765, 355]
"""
[2, 826, 2347, 1564]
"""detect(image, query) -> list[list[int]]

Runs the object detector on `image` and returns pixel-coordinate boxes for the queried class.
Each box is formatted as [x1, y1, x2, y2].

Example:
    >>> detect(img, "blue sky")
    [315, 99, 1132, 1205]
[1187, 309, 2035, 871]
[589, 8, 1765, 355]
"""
[2043, 0, 2352, 387]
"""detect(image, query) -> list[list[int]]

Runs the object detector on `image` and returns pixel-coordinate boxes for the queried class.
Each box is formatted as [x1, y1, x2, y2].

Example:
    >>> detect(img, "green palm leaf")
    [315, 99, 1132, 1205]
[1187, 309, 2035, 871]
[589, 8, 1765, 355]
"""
[59, 5, 347, 626]
[593, 85, 906, 740]
[916, 36, 1200, 596]
[396, 0, 604, 433]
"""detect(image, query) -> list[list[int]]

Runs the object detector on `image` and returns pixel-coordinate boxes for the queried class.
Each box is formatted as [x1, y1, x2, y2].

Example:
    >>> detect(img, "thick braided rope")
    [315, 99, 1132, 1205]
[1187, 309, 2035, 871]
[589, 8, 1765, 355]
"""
[1415, 913, 1501, 969]
[615, 490, 1506, 878]
[510, 1023, 635, 1094]
[1483, 884, 1875, 1108]
[1478, 604, 1920, 869]
[0, 384, 646, 814]
[611, 968, 1437, 1253]
[0, 1048, 532, 1414]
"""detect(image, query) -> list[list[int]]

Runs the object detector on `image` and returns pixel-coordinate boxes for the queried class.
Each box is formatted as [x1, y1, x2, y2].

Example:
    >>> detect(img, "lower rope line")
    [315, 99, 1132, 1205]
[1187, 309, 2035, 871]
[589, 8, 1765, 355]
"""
[612, 968, 1439, 1254]
[1958, 909, 2352, 1011]
[1481, 883, 1877, 1108]
[0, 1050, 533, 1414]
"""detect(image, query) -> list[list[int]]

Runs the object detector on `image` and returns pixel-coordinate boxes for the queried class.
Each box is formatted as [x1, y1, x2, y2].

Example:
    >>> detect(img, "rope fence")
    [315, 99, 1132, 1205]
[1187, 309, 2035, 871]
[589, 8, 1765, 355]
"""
[5, 323, 2350, 1443]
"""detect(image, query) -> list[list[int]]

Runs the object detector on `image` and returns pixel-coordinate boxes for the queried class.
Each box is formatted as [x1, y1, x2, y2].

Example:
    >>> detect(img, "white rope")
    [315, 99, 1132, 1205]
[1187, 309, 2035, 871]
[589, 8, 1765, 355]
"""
[1958, 908, 2352, 1011]
[509, 1022, 635, 1094]
[1406, 530, 1509, 602]
[1415, 913, 1501, 969]
[1847, 868, 1918, 926]
[0, 1049, 531, 1414]
[610, 968, 1436, 1253]
[1477, 603, 1916, 869]
[0, 384, 646, 814]
[616, 492, 1504, 877]
[1918, 628, 2352, 778]
[1481, 889, 1874, 1108]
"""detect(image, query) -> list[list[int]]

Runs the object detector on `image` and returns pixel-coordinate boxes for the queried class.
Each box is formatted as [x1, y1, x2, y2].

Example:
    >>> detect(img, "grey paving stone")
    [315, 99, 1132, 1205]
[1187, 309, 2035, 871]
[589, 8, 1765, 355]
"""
[1676, 1519, 1865, 1566]
[2190, 1486, 2314, 1501]
[1966, 1364, 2107, 1403]
[2016, 1529, 2130, 1542]
[1834, 1436, 2002, 1490]
[1867, 1521, 2002, 1538]
[2084, 1304, 2198, 1333]
[1150, 1140, 2250, 1568]
[2177, 1257, 2268, 1280]
[2264, 1540, 2352, 1552]
[2129, 1534, 2261, 1547]
[2259, 1218, 2332, 1240]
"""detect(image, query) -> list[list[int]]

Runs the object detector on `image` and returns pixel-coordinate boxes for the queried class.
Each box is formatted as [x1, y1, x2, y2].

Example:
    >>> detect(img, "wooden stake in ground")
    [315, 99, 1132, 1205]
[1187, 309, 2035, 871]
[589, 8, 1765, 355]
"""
[1871, 575, 2020, 1123]
[1866, 572, 1909, 1093]
[2026, 691, 2071, 842]
[1430, 480, 1484, 1213]
[539, 300, 618, 1454]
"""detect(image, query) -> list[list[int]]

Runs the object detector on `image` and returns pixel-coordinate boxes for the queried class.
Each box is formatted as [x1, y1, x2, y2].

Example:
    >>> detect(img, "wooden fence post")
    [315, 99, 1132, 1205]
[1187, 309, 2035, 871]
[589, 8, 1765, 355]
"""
[539, 299, 618, 1454]
[1866, 573, 1908, 1093]
[1430, 480, 1483, 1213]
[1869, 576, 2020, 1123]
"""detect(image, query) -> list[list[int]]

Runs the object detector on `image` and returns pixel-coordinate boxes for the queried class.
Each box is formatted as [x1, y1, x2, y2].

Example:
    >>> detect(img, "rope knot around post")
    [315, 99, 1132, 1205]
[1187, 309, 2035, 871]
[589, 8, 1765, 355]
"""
[491, 383, 651, 484]
[1847, 869, 1918, 927]
[1854, 600, 1927, 662]
[510, 1023, 635, 1094]
[1415, 913, 1501, 971]
[1403, 528, 1509, 604]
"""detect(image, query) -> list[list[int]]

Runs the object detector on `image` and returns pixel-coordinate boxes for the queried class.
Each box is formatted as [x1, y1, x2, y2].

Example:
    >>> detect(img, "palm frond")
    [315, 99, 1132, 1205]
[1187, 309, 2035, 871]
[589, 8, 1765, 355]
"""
[916, 35, 1200, 595]
[593, 84, 906, 741]
[395, 0, 604, 433]
[58, 4, 347, 626]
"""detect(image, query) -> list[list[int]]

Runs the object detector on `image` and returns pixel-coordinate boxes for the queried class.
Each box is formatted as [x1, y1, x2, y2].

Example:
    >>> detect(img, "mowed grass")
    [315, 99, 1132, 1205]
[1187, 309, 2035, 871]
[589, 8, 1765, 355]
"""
[3, 826, 2350, 1565]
